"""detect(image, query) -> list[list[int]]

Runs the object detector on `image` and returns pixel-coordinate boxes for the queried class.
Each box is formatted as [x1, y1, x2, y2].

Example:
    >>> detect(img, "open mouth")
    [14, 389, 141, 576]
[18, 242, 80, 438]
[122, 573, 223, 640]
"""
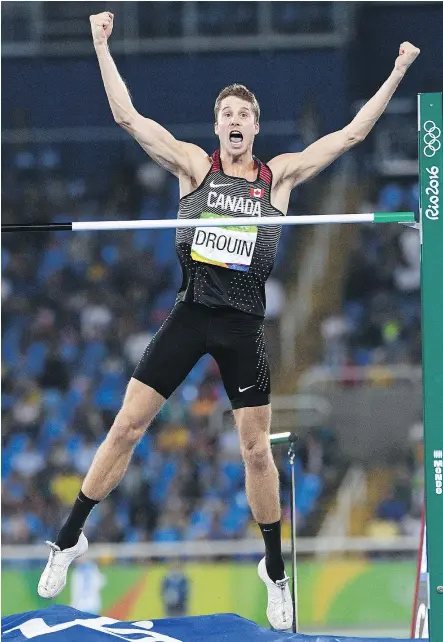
[229, 130, 243, 145]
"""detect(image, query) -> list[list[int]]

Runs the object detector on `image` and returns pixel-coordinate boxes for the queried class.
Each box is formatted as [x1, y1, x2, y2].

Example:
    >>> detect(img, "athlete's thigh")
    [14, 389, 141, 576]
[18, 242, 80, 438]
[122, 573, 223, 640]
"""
[210, 316, 271, 410]
[118, 377, 166, 429]
[233, 403, 272, 449]
[133, 302, 207, 400]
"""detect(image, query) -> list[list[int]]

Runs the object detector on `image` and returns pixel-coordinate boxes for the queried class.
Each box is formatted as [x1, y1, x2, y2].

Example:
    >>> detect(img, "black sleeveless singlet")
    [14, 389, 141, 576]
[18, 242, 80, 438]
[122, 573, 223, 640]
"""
[175, 149, 284, 317]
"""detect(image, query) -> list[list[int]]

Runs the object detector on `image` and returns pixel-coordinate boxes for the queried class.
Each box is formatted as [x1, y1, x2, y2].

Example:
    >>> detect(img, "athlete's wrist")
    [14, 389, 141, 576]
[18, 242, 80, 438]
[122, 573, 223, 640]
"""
[94, 40, 109, 54]
[391, 66, 406, 81]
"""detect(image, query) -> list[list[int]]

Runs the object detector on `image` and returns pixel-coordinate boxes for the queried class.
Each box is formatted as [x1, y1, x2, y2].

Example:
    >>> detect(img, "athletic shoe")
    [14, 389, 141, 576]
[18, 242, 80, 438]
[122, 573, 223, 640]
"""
[258, 556, 293, 630]
[37, 532, 88, 598]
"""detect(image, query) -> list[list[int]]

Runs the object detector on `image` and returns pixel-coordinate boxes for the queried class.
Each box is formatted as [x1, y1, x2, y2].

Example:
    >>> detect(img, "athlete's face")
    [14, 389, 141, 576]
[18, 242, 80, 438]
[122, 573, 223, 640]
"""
[215, 97, 259, 155]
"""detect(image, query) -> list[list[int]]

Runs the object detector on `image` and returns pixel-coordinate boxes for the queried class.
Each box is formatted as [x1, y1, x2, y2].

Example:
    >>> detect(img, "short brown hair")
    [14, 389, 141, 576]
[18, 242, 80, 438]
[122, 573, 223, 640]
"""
[214, 84, 260, 124]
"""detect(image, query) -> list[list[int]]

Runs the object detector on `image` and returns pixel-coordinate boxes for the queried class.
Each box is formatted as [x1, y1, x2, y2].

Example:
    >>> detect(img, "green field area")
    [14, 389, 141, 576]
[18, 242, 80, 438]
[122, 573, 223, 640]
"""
[1, 558, 415, 628]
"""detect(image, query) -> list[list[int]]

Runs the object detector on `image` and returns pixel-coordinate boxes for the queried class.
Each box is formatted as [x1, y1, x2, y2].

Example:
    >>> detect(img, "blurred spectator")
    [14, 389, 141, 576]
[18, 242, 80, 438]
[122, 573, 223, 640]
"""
[366, 518, 401, 539]
[153, 512, 184, 542]
[376, 490, 408, 523]
[51, 467, 82, 507]
[70, 556, 106, 614]
[161, 561, 189, 617]
[189, 383, 219, 428]
[321, 314, 350, 367]
[10, 440, 45, 479]
[38, 346, 70, 392]
[265, 277, 285, 319]
[80, 293, 113, 340]
[265, 277, 285, 367]
[10, 384, 42, 439]
[298, 430, 324, 476]
[124, 325, 154, 367]
[71, 437, 97, 476]
[393, 227, 420, 294]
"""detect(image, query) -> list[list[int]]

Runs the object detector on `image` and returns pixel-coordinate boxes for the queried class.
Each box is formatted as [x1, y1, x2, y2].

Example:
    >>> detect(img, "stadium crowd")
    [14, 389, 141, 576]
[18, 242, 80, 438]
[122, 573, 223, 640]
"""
[321, 178, 421, 369]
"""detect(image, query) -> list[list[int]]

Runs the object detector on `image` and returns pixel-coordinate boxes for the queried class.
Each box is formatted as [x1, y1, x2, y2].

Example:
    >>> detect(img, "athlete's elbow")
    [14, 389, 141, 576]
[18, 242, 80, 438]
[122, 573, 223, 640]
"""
[343, 129, 365, 149]
[113, 107, 137, 130]
[351, 133, 365, 146]
[113, 113, 125, 126]
[115, 114, 134, 130]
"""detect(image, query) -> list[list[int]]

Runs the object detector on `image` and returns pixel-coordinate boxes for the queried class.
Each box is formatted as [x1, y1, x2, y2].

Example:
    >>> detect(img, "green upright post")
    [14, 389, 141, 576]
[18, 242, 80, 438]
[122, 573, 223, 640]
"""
[418, 92, 443, 641]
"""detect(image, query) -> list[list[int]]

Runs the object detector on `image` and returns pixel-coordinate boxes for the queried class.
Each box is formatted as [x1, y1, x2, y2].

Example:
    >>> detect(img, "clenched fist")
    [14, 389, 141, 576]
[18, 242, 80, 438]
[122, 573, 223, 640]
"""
[90, 12, 114, 47]
[394, 41, 420, 72]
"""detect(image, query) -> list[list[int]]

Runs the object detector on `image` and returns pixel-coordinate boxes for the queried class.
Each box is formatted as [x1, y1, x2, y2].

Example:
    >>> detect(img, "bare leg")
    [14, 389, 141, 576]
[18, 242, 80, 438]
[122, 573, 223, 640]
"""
[56, 378, 164, 549]
[38, 378, 166, 597]
[234, 404, 285, 583]
[233, 404, 280, 524]
[82, 378, 165, 500]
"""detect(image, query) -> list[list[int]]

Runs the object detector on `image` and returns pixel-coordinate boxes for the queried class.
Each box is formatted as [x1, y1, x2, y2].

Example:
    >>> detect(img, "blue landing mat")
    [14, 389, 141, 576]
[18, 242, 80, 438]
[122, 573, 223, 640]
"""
[1, 606, 423, 641]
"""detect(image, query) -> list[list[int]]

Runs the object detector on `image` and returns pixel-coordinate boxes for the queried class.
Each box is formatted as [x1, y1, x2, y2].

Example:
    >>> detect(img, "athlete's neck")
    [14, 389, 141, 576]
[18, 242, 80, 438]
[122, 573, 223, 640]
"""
[220, 150, 257, 179]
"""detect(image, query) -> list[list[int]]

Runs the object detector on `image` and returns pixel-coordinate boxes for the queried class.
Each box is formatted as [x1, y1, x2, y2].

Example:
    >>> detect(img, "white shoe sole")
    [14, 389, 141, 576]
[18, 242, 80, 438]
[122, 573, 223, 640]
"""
[38, 532, 88, 599]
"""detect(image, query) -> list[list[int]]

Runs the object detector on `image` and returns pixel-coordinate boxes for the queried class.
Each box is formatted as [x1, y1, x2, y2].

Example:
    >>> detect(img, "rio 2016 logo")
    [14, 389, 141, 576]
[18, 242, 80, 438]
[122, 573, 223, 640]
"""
[423, 120, 441, 158]
[422, 120, 441, 221]
[425, 166, 440, 221]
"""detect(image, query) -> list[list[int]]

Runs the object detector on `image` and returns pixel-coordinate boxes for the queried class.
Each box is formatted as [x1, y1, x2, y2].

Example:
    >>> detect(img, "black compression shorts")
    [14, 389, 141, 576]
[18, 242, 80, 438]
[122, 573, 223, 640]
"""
[133, 301, 271, 410]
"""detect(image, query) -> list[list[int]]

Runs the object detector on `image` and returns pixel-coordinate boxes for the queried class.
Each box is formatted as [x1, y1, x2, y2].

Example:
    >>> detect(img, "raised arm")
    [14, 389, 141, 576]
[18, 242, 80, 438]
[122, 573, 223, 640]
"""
[90, 12, 208, 177]
[269, 42, 420, 189]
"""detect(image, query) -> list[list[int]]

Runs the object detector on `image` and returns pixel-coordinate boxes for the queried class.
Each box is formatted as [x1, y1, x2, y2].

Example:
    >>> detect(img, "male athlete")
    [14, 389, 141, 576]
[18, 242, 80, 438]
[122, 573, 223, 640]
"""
[38, 11, 419, 630]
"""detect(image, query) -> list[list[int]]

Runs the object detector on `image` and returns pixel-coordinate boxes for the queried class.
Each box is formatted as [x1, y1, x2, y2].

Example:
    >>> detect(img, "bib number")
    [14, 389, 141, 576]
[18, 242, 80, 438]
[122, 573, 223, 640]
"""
[191, 212, 257, 272]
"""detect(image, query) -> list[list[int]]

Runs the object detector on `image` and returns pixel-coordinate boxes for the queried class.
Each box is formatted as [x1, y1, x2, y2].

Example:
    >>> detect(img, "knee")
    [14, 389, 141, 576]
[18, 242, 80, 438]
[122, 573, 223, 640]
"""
[241, 440, 271, 472]
[109, 412, 147, 448]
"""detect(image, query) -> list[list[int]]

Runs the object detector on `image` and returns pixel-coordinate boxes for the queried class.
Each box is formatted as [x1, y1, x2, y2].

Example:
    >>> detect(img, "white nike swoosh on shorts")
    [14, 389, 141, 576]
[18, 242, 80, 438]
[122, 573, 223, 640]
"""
[239, 385, 255, 392]
[210, 180, 233, 188]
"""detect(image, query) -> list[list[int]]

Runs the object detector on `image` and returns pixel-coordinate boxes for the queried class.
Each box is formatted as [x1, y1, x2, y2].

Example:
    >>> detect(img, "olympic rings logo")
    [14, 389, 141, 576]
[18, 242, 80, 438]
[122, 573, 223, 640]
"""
[423, 120, 441, 157]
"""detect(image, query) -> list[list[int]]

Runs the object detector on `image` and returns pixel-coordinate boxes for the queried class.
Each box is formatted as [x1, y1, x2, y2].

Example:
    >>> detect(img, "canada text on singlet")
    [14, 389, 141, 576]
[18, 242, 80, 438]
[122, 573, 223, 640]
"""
[175, 149, 284, 317]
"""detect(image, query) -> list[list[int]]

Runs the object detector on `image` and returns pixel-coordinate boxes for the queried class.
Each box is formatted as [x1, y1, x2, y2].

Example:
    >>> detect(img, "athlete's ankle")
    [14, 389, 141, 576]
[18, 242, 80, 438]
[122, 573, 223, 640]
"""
[55, 491, 99, 550]
[258, 520, 285, 581]
[265, 554, 285, 582]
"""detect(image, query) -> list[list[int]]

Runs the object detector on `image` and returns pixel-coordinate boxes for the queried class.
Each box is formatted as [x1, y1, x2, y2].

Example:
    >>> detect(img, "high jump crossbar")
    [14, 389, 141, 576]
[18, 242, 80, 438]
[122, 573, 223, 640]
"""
[1, 93, 442, 640]
[1, 212, 415, 233]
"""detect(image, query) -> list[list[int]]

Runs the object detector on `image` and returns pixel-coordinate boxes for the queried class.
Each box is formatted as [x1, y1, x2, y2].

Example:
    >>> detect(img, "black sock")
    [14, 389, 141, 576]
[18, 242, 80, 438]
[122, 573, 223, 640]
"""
[258, 520, 285, 582]
[56, 490, 99, 550]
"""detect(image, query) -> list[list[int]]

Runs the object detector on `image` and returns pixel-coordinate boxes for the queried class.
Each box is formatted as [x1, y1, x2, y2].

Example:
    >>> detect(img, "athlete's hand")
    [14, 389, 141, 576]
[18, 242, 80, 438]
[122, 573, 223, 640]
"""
[394, 41, 420, 73]
[90, 12, 114, 47]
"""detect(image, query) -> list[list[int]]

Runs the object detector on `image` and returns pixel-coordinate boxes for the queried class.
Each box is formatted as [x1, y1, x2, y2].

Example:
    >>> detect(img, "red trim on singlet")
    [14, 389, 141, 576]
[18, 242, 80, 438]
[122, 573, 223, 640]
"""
[210, 149, 221, 173]
[211, 149, 272, 185]
[259, 163, 272, 185]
